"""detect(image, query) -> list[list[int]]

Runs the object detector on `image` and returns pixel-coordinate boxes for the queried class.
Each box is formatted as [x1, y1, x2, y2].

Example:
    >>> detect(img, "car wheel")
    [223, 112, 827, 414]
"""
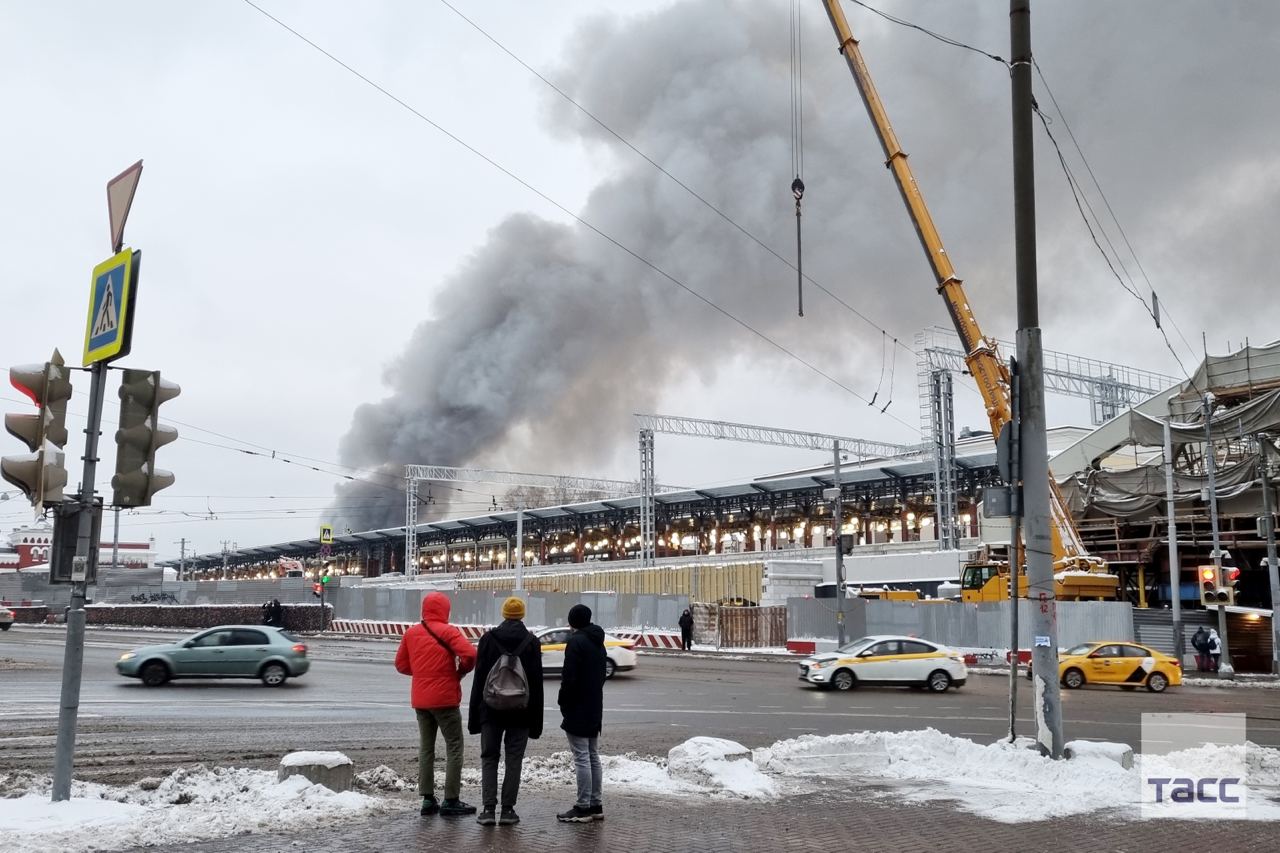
[604, 657, 617, 680]
[926, 670, 952, 692]
[260, 663, 288, 687]
[1062, 668, 1085, 689]
[0, 623, 10, 631]
[1146, 672, 1169, 693]
[140, 661, 170, 687]
[831, 669, 855, 691]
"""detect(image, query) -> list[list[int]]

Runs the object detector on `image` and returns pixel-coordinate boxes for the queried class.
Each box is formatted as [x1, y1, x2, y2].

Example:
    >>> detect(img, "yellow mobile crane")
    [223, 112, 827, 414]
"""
[819, 2, 1117, 602]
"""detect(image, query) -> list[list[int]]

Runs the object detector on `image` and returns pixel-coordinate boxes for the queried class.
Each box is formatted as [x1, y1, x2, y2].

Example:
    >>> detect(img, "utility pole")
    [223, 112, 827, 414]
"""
[175, 537, 187, 581]
[220, 539, 230, 580]
[1203, 392, 1234, 677]
[1259, 436, 1280, 675]
[1010, 0, 1064, 758]
[1163, 420, 1184, 664]
[515, 499, 525, 593]
[828, 441, 847, 647]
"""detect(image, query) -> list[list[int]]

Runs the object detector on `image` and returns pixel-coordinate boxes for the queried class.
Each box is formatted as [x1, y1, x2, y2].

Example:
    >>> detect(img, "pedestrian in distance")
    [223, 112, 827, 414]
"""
[395, 591, 478, 817]
[1191, 626, 1209, 672]
[469, 596, 543, 827]
[269, 598, 284, 628]
[557, 603, 607, 824]
[1207, 627, 1223, 672]
[678, 608, 694, 651]
[260, 600, 273, 627]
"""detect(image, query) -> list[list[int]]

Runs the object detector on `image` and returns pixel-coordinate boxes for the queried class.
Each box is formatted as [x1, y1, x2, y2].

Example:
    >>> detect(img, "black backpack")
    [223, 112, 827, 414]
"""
[483, 634, 533, 711]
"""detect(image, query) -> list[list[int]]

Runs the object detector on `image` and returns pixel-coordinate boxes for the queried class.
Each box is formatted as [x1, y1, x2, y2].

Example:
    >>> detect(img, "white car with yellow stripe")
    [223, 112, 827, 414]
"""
[798, 635, 967, 692]
[535, 627, 638, 679]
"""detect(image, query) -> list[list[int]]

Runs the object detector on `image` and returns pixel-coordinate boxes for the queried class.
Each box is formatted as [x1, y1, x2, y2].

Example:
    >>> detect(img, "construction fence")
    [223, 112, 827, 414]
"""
[787, 597, 1135, 650]
[455, 560, 765, 602]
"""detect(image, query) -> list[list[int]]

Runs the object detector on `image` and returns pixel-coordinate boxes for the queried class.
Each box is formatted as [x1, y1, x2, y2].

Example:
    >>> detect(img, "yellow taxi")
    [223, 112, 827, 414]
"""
[798, 635, 968, 692]
[534, 627, 637, 679]
[1032, 641, 1181, 693]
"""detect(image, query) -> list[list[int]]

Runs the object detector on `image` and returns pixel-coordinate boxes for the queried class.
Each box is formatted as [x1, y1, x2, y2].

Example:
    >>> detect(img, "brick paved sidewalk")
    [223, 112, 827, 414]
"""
[133, 786, 1275, 853]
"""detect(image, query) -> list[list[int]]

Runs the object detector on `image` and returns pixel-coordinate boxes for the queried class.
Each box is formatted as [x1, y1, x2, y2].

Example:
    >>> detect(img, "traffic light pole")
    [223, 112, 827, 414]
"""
[52, 361, 107, 802]
[1259, 436, 1280, 675]
[1203, 392, 1234, 678]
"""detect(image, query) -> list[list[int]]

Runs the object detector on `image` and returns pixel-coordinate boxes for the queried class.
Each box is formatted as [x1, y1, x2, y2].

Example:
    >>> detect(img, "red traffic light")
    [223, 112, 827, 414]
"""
[311, 582, 323, 598]
[1227, 567, 1241, 582]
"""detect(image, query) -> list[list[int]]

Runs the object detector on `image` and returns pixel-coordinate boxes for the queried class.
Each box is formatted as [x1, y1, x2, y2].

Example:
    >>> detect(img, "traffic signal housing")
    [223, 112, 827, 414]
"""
[1223, 566, 1241, 606]
[1, 350, 73, 511]
[1199, 565, 1220, 606]
[112, 369, 180, 508]
[312, 582, 323, 598]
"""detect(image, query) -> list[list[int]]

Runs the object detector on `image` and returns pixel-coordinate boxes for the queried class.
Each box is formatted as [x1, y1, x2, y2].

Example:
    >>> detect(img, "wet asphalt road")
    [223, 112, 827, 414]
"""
[3, 624, 1278, 785]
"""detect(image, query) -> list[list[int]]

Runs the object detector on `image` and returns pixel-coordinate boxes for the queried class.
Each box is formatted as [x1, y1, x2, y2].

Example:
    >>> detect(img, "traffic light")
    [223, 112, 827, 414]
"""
[1, 350, 73, 511]
[312, 582, 323, 598]
[1199, 565, 1220, 606]
[1224, 566, 1241, 606]
[112, 369, 180, 508]
[321, 572, 332, 587]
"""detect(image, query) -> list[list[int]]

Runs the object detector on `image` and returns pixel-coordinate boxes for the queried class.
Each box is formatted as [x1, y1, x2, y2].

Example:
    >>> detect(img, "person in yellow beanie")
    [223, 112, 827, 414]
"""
[468, 595, 543, 826]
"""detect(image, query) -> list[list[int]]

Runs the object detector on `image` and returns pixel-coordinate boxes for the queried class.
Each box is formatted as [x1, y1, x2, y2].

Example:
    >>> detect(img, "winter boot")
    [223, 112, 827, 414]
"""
[420, 796, 439, 816]
[498, 808, 520, 825]
[476, 808, 496, 826]
[590, 803, 604, 821]
[440, 798, 477, 817]
[557, 804, 594, 823]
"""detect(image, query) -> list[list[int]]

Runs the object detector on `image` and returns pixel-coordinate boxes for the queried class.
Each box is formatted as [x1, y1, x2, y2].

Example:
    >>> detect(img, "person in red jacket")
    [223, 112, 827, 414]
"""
[395, 591, 478, 816]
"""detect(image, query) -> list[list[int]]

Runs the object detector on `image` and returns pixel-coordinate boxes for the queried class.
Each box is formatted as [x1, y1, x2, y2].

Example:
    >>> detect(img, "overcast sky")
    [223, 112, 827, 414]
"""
[1, 1, 1277, 560]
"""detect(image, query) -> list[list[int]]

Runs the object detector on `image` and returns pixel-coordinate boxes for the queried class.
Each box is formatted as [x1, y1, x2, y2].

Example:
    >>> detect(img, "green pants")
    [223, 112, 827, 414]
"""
[415, 706, 464, 800]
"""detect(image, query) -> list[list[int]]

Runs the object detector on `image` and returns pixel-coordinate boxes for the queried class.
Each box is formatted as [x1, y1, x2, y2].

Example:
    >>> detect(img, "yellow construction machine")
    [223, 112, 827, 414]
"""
[818, 3, 1118, 604]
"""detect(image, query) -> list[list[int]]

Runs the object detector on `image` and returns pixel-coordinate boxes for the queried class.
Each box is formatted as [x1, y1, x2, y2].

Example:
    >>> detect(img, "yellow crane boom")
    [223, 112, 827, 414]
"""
[819, 0, 1100, 571]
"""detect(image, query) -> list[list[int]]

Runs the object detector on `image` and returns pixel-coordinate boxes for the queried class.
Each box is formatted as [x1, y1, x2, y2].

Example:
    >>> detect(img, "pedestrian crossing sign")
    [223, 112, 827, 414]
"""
[320, 524, 333, 545]
[84, 248, 140, 366]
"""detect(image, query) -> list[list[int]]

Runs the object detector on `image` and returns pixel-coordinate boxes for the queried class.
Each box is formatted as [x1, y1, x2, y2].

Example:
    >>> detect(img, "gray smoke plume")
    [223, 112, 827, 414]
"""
[333, 0, 1280, 532]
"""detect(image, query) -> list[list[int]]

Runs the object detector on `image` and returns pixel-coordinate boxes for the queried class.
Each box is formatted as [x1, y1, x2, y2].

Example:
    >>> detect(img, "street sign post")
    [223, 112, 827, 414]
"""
[319, 524, 333, 545]
[54, 162, 145, 804]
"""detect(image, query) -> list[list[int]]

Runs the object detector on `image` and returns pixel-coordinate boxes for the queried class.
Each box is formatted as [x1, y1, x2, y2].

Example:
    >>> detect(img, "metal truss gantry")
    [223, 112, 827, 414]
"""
[915, 326, 1179, 439]
[634, 414, 918, 567]
[929, 369, 959, 550]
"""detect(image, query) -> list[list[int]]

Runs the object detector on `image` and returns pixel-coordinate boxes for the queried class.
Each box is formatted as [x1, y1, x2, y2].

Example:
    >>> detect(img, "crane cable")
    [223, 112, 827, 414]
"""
[790, 0, 806, 317]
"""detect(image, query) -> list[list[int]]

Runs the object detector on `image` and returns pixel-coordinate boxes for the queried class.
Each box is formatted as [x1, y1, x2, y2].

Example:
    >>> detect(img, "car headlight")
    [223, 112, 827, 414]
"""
[809, 661, 829, 670]
[118, 653, 136, 661]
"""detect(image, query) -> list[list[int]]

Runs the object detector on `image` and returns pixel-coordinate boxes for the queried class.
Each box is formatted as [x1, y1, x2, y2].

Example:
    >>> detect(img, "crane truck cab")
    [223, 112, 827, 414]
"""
[960, 562, 1119, 603]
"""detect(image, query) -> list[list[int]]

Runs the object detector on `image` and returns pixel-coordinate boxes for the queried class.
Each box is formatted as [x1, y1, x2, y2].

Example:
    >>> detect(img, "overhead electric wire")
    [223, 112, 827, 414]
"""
[842, 0, 1203, 389]
[240, 1, 919, 434]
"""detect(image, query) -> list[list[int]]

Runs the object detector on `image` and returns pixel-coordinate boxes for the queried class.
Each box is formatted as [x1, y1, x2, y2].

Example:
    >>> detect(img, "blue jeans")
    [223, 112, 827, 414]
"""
[566, 734, 602, 808]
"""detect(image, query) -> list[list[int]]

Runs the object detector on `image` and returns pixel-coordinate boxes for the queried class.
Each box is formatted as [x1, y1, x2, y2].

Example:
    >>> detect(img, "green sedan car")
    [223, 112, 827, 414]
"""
[116, 625, 310, 687]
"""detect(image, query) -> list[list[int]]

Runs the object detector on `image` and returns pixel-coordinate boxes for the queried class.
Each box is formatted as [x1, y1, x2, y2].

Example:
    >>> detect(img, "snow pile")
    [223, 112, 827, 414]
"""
[667, 737, 776, 800]
[1182, 676, 1280, 690]
[0, 765, 392, 852]
[519, 744, 776, 800]
[750, 729, 1280, 823]
[354, 765, 411, 792]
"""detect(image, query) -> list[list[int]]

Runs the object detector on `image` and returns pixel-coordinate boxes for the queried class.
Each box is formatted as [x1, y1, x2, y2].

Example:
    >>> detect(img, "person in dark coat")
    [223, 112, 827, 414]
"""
[261, 600, 273, 626]
[1191, 626, 1209, 672]
[268, 598, 284, 627]
[557, 603, 607, 824]
[678, 609, 694, 651]
[468, 596, 543, 827]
